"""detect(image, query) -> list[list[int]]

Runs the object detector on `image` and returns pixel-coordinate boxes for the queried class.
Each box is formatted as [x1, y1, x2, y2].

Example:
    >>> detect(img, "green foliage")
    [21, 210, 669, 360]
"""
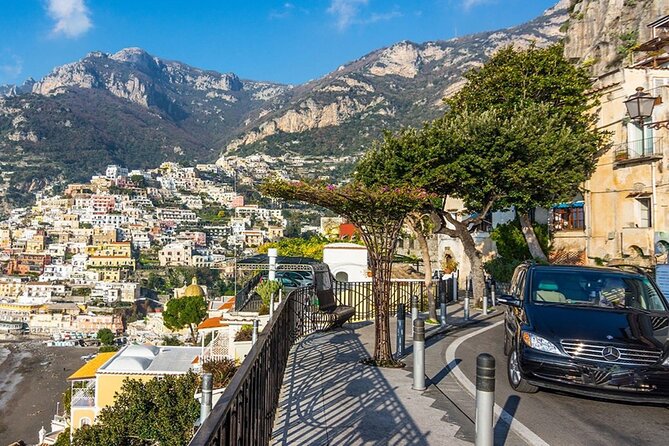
[255, 280, 283, 306]
[162, 336, 184, 346]
[491, 220, 550, 260]
[202, 358, 238, 389]
[163, 295, 208, 342]
[71, 373, 200, 446]
[71, 287, 92, 296]
[257, 235, 332, 261]
[484, 257, 522, 283]
[234, 324, 254, 342]
[62, 388, 72, 415]
[357, 44, 606, 215]
[97, 328, 115, 346]
[99, 345, 119, 353]
[617, 30, 638, 57]
[54, 428, 71, 446]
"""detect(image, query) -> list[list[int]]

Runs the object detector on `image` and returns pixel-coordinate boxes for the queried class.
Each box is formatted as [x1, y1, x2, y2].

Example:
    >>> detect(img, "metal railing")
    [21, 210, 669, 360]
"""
[613, 137, 663, 163]
[234, 273, 263, 311]
[334, 279, 452, 321]
[190, 285, 314, 446]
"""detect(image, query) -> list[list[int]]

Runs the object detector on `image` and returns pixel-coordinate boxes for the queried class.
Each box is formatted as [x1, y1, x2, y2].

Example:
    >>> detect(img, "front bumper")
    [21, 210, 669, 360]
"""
[519, 347, 669, 404]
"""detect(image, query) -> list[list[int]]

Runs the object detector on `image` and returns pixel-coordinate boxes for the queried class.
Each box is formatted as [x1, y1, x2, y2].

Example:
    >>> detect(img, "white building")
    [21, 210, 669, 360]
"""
[323, 243, 369, 283]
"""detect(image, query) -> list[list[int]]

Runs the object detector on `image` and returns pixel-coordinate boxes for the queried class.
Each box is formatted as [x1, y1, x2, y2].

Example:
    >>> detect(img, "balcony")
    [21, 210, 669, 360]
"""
[71, 385, 95, 407]
[613, 137, 664, 166]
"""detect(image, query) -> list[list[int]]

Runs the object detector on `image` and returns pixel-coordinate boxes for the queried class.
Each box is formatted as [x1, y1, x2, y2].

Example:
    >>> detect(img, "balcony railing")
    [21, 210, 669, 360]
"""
[190, 285, 314, 446]
[72, 387, 95, 407]
[614, 137, 664, 165]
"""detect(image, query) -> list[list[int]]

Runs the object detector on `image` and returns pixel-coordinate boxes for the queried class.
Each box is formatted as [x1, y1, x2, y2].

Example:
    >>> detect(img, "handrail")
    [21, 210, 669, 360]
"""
[189, 285, 313, 446]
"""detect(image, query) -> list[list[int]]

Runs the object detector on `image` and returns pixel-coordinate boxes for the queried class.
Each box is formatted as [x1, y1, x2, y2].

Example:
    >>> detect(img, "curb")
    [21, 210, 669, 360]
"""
[424, 308, 503, 341]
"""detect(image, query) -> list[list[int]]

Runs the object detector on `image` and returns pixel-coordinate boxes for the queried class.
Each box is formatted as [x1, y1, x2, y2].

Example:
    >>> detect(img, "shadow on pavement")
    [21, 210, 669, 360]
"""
[272, 327, 431, 446]
[494, 395, 520, 445]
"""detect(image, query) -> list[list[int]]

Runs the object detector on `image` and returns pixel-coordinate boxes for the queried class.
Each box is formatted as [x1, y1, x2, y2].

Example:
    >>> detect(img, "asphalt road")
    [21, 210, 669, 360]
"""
[454, 321, 669, 446]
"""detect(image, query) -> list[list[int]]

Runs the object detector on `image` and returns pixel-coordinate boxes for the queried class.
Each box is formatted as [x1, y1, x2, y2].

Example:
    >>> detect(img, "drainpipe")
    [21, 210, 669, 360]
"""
[268, 248, 277, 281]
[652, 161, 657, 241]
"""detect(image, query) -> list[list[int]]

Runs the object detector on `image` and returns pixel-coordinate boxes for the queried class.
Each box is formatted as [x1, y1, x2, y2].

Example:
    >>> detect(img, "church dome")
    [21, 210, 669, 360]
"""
[183, 276, 205, 298]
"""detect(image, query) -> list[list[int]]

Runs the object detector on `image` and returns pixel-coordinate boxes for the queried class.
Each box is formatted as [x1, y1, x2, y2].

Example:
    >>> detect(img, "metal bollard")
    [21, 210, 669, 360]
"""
[396, 303, 406, 358]
[269, 292, 274, 317]
[412, 318, 426, 391]
[464, 279, 470, 320]
[439, 279, 447, 327]
[200, 372, 213, 425]
[482, 281, 488, 316]
[490, 283, 496, 307]
[252, 319, 259, 345]
[452, 271, 458, 302]
[475, 353, 495, 446]
[278, 288, 283, 303]
[411, 295, 419, 335]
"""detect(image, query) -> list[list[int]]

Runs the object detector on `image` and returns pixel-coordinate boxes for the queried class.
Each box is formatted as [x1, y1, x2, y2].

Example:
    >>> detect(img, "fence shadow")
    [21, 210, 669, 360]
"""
[272, 328, 431, 446]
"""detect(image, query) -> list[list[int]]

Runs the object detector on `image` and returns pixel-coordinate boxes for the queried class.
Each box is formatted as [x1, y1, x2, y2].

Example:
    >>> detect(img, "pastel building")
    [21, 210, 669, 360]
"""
[68, 345, 201, 433]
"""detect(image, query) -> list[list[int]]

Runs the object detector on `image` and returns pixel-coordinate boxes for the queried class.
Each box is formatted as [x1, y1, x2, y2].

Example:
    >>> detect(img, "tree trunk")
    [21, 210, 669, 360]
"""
[189, 323, 197, 344]
[414, 229, 437, 321]
[452, 220, 486, 307]
[369, 253, 394, 363]
[519, 212, 548, 262]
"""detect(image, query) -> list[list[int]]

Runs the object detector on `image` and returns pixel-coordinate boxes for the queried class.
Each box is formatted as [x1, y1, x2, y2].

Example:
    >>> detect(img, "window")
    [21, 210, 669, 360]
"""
[637, 197, 652, 228]
[626, 119, 654, 157]
[552, 204, 585, 231]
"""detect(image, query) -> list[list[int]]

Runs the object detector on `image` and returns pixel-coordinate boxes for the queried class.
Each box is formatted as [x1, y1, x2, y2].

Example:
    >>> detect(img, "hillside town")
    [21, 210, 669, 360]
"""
[2, 2, 669, 446]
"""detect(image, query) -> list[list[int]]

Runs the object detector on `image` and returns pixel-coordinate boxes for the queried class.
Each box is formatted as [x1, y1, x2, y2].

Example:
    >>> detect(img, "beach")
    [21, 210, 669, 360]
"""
[0, 340, 97, 446]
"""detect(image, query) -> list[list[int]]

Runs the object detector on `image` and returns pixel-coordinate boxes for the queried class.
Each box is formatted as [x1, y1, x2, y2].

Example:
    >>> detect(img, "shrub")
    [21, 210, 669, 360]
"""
[484, 257, 522, 283]
[255, 280, 283, 306]
[202, 358, 238, 389]
[234, 324, 253, 342]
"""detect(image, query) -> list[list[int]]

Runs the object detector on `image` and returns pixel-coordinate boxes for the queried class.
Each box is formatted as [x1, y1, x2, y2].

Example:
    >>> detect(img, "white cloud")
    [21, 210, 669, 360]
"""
[327, 0, 368, 30]
[46, 0, 92, 38]
[327, 0, 400, 30]
[461, 0, 495, 11]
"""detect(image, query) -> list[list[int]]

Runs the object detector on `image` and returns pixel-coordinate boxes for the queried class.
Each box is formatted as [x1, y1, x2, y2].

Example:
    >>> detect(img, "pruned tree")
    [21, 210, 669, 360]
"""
[261, 179, 429, 365]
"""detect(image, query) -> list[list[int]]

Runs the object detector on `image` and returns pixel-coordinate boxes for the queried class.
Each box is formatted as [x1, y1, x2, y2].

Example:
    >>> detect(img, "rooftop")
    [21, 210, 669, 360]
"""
[68, 352, 117, 380]
[97, 345, 201, 375]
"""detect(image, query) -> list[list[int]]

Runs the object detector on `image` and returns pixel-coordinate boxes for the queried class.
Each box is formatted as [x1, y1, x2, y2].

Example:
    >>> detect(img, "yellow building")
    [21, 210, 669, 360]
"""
[86, 242, 132, 258]
[553, 16, 669, 266]
[68, 346, 201, 432]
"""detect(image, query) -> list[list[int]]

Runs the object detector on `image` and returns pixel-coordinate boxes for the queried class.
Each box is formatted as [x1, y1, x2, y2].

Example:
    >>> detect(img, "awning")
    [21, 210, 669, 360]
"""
[68, 352, 117, 380]
[553, 201, 584, 209]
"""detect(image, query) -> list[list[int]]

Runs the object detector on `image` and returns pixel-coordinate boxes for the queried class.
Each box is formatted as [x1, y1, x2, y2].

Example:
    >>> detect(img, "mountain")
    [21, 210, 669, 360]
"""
[223, 1, 569, 158]
[0, 2, 570, 207]
[563, 0, 663, 75]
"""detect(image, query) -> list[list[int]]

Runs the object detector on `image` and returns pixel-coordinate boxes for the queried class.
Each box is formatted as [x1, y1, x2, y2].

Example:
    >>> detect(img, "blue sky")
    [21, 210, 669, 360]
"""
[0, 0, 558, 86]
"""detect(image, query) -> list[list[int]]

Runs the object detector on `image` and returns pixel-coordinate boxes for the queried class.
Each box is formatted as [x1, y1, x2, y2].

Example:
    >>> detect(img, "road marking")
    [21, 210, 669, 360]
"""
[445, 320, 550, 446]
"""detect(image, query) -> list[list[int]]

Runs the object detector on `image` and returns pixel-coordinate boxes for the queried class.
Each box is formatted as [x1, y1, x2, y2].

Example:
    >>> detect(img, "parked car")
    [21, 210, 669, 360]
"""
[499, 263, 669, 403]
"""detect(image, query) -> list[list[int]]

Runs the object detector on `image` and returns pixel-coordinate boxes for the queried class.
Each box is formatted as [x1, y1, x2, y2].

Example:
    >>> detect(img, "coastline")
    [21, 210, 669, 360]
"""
[0, 340, 97, 445]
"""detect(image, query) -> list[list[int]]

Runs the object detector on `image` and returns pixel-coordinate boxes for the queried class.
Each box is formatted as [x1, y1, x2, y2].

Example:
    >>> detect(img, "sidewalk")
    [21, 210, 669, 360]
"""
[271, 301, 525, 446]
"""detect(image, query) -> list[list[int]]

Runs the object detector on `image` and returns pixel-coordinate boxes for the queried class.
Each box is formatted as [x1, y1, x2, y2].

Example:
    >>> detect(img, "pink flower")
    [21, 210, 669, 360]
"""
[326, 184, 336, 191]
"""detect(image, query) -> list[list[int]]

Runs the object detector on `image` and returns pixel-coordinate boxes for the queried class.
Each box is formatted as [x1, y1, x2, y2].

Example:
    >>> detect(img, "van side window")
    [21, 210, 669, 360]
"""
[510, 268, 526, 298]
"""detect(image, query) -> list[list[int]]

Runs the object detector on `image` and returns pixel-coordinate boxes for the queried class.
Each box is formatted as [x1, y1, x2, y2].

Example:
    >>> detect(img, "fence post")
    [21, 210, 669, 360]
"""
[396, 303, 406, 358]
[278, 288, 283, 303]
[200, 372, 213, 425]
[252, 319, 259, 345]
[411, 295, 419, 336]
[412, 318, 426, 391]
[475, 353, 495, 446]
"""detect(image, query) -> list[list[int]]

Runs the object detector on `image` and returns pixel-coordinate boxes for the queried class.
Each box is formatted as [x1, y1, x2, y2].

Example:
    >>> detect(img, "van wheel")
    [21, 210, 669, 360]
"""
[508, 349, 538, 393]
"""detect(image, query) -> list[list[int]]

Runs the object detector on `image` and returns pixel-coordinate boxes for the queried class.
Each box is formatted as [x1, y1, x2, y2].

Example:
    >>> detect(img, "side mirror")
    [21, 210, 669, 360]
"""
[497, 294, 522, 308]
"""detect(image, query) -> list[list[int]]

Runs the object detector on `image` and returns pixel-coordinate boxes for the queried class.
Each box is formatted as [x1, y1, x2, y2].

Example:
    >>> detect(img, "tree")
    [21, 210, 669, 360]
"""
[261, 179, 429, 365]
[405, 212, 438, 321]
[163, 296, 207, 343]
[257, 235, 333, 261]
[444, 43, 605, 260]
[71, 373, 199, 446]
[357, 45, 606, 305]
[97, 328, 114, 346]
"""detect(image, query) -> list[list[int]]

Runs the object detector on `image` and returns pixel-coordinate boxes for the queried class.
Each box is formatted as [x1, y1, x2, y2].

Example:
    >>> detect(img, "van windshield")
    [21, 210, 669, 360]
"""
[531, 270, 668, 311]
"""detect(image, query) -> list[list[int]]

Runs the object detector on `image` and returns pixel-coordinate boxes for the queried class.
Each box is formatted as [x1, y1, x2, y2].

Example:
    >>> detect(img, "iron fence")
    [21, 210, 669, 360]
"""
[189, 285, 313, 446]
[234, 273, 263, 311]
[334, 280, 452, 321]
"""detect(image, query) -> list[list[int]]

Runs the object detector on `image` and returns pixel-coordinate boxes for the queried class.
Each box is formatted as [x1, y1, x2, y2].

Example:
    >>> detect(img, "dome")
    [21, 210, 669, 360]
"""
[183, 276, 205, 298]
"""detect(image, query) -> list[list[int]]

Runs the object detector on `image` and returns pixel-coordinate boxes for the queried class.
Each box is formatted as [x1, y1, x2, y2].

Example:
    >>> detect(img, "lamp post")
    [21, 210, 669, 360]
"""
[624, 87, 657, 156]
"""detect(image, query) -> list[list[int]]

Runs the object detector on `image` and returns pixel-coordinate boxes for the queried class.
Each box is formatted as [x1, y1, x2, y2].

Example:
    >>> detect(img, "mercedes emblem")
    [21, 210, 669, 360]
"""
[602, 346, 621, 362]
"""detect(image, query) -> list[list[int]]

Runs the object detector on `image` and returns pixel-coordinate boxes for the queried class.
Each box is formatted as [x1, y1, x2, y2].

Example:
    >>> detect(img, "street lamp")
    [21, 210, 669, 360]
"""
[624, 87, 656, 121]
[624, 87, 658, 157]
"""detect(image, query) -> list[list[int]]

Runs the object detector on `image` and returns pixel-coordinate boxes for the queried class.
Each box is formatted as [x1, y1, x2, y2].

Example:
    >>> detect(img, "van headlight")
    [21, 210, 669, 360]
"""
[663, 356, 669, 367]
[522, 332, 563, 355]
